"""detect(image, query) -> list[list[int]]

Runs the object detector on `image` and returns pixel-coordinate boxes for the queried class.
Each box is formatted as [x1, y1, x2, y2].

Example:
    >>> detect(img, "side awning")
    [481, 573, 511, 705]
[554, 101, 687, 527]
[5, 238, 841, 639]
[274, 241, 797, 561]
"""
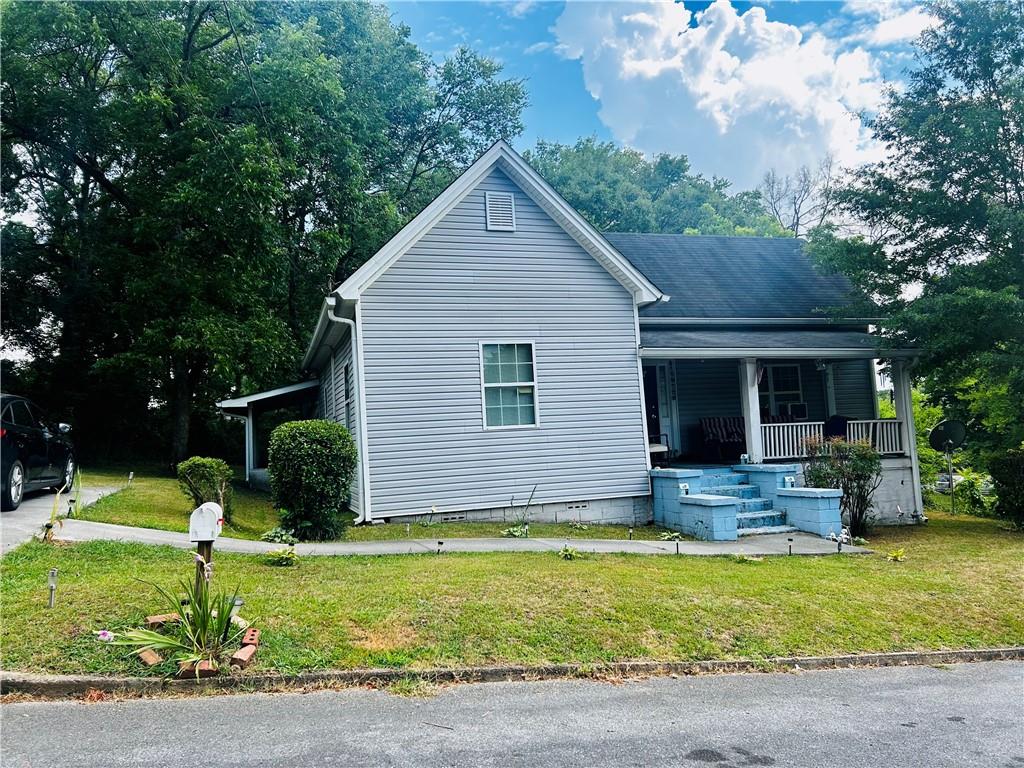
[639, 328, 918, 359]
[217, 380, 319, 417]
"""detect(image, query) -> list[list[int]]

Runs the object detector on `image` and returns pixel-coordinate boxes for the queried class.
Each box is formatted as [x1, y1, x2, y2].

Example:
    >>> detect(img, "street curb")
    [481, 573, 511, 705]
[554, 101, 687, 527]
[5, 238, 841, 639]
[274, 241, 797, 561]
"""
[3, 647, 1023, 699]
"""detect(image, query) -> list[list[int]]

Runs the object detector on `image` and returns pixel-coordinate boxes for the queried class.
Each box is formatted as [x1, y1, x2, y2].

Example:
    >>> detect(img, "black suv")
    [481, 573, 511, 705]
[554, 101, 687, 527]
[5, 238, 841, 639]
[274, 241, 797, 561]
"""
[1, 394, 75, 510]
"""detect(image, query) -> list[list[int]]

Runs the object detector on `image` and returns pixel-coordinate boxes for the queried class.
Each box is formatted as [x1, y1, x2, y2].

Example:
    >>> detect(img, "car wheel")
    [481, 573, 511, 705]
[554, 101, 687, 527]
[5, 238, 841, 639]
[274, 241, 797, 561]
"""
[63, 456, 75, 490]
[2, 461, 25, 511]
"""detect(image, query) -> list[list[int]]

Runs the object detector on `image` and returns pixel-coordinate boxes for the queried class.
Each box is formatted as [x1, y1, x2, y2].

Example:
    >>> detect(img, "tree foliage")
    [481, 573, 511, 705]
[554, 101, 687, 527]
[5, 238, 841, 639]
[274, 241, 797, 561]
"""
[808, 0, 1024, 464]
[1, 0, 526, 461]
[524, 138, 788, 236]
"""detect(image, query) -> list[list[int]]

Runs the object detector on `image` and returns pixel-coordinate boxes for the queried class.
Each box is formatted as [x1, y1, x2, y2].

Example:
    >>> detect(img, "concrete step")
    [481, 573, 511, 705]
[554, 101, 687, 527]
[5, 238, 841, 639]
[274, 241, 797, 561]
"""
[700, 471, 748, 485]
[737, 497, 774, 513]
[738, 524, 799, 537]
[737, 510, 787, 529]
[704, 484, 758, 499]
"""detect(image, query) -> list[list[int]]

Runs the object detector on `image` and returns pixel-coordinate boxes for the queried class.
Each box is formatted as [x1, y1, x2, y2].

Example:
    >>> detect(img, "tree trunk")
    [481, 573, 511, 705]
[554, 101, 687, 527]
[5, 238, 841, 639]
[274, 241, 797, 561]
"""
[169, 355, 193, 464]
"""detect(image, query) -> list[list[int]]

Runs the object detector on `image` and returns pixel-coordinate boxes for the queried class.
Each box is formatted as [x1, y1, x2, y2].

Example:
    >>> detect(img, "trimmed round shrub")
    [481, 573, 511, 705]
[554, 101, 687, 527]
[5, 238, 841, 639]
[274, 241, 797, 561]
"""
[989, 449, 1024, 528]
[267, 420, 357, 541]
[177, 456, 234, 522]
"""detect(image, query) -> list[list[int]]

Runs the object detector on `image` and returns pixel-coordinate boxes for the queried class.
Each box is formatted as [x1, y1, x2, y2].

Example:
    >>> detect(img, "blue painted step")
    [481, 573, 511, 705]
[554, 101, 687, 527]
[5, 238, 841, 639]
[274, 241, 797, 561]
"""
[700, 472, 748, 485]
[737, 510, 788, 529]
[738, 497, 774, 513]
[704, 484, 758, 499]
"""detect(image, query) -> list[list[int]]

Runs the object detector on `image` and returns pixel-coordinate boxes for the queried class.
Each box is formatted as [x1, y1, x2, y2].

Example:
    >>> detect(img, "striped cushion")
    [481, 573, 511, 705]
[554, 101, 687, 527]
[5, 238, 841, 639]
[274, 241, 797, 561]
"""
[700, 417, 745, 443]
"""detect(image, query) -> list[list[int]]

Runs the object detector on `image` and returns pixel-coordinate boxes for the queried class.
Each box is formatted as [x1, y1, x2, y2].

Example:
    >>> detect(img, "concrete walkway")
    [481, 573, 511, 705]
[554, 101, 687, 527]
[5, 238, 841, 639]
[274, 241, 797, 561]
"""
[1, 486, 118, 554]
[55, 518, 868, 557]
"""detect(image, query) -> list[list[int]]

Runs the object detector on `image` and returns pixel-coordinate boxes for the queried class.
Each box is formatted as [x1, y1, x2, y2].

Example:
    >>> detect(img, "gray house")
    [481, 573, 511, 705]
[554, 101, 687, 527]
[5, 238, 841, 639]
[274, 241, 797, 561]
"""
[220, 142, 922, 537]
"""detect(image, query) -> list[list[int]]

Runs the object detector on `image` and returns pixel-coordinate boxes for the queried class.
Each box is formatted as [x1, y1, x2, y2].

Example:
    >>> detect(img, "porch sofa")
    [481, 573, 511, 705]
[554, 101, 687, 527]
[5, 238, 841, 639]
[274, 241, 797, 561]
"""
[699, 415, 790, 461]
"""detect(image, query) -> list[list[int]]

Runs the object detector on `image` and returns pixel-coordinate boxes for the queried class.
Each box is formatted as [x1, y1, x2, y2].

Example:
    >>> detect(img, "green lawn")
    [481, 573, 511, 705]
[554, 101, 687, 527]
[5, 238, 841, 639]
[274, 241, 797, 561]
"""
[2, 512, 1020, 677]
[80, 466, 278, 541]
[78, 466, 674, 542]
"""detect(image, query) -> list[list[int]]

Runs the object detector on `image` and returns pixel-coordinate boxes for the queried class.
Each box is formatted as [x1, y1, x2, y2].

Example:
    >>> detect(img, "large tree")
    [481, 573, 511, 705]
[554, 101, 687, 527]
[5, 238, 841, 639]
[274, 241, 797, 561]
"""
[1, 1, 526, 461]
[524, 138, 788, 237]
[808, 0, 1024, 462]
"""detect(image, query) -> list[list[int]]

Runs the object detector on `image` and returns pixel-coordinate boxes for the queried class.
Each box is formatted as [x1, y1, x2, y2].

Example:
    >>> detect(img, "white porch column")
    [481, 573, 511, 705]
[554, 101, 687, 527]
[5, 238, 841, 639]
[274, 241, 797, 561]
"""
[244, 403, 254, 484]
[891, 359, 924, 515]
[738, 358, 764, 463]
[824, 363, 837, 416]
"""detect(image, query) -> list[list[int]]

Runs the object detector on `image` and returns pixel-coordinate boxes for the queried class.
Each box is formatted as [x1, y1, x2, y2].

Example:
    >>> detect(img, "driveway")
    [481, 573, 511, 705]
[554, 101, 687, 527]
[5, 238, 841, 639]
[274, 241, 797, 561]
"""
[1, 486, 116, 554]
[2, 662, 1021, 767]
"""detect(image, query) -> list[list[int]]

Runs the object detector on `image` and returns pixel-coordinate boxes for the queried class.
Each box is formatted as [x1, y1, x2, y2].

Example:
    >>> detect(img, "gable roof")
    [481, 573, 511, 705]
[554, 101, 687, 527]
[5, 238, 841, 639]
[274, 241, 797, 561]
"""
[603, 233, 859, 320]
[335, 141, 663, 305]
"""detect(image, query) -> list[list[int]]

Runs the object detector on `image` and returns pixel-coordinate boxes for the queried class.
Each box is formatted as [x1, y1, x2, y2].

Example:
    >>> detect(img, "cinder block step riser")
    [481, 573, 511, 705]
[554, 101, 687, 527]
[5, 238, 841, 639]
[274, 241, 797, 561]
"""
[737, 499, 773, 513]
[737, 513, 788, 529]
[704, 485, 758, 499]
[699, 472, 748, 485]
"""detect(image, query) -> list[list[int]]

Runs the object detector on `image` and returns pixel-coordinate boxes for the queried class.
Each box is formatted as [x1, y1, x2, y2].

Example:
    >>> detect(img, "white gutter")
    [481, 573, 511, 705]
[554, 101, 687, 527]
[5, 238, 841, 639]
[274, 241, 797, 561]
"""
[639, 347, 920, 360]
[639, 317, 881, 326]
[324, 296, 373, 524]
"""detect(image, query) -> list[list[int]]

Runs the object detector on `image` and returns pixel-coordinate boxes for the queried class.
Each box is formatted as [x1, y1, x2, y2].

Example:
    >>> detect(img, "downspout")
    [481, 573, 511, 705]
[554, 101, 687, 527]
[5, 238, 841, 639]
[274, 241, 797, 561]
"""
[325, 296, 372, 524]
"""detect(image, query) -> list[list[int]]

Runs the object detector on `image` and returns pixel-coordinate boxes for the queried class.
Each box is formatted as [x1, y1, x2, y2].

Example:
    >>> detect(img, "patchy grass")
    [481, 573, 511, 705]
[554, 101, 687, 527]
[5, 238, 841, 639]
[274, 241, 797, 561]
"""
[1, 513, 1020, 677]
[340, 518, 674, 541]
[78, 466, 671, 542]
[79, 466, 278, 541]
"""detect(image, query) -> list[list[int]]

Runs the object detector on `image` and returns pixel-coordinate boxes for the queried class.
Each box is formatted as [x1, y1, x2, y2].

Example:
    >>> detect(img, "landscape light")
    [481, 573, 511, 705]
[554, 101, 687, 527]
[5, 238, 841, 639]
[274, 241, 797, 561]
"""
[47, 568, 58, 608]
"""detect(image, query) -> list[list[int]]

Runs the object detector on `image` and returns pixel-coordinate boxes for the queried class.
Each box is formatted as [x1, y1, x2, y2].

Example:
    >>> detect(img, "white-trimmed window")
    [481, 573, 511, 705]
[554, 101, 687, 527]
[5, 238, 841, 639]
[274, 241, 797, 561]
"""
[759, 364, 804, 417]
[481, 342, 537, 428]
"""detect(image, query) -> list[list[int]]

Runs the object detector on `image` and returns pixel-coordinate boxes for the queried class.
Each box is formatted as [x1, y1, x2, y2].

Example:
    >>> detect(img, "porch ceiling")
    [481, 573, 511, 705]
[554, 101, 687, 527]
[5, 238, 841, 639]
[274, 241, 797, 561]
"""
[639, 328, 917, 359]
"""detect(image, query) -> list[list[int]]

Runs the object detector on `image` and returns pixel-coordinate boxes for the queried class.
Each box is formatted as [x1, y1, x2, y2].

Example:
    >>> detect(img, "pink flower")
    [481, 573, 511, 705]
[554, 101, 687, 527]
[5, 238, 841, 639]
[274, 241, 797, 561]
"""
[96, 630, 114, 642]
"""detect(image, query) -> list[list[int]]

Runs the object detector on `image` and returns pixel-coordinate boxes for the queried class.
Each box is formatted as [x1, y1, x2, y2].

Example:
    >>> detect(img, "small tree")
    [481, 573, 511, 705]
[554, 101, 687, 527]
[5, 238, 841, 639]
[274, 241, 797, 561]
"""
[804, 438, 883, 537]
[989, 449, 1024, 529]
[267, 420, 357, 541]
[177, 457, 233, 522]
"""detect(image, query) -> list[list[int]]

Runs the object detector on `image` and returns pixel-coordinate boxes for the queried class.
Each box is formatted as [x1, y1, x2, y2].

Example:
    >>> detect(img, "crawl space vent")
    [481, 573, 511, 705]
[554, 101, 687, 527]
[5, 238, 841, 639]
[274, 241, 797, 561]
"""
[440, 513, 467, 523]
[485, 191, 516, 232]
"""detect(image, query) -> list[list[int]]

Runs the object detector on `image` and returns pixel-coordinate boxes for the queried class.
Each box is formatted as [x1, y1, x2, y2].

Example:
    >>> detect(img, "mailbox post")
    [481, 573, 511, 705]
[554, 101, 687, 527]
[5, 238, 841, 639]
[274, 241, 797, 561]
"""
[189, 502, 223, 596]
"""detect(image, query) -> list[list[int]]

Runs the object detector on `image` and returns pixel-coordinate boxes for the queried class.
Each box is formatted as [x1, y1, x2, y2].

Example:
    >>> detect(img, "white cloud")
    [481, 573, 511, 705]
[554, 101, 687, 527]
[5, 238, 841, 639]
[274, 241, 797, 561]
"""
[842, 0, 937, 45]
[506, 0, 539, 18]
[553, 0, 892, 189]
[524, 41, 553, 55]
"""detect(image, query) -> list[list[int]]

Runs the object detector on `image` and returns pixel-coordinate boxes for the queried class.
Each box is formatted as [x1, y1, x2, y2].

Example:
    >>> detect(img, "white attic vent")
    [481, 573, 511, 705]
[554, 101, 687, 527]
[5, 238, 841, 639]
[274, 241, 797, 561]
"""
[485, 191, 516, 231]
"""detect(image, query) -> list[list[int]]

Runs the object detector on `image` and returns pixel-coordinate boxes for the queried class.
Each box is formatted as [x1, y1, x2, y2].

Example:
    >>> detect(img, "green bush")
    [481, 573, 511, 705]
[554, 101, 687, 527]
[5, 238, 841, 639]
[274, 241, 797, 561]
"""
[176, 457, 233, 522]
[989, 449, 1024, 528]
[804, 437, 882, 538]
[267, 420, 357, 541]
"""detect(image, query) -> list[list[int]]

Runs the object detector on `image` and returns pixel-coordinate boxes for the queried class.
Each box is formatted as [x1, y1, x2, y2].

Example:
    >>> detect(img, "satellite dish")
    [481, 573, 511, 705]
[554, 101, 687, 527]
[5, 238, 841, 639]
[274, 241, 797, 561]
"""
[928, 420, 966, 452]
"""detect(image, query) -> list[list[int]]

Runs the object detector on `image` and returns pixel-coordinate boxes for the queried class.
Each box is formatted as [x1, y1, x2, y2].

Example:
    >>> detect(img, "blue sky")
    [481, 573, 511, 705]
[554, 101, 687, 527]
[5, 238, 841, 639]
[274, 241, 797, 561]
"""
[388, 0, 933, 190]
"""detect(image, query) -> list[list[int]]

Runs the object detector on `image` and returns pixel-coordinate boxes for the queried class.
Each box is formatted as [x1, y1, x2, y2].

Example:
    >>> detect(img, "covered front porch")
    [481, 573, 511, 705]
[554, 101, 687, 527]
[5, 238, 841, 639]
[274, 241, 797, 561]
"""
[639, 326, 923, 521]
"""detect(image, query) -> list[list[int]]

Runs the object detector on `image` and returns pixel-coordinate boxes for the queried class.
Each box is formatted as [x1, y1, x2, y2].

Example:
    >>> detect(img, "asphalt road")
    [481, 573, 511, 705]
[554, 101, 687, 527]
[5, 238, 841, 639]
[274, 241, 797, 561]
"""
[2, 662, 1022, 767]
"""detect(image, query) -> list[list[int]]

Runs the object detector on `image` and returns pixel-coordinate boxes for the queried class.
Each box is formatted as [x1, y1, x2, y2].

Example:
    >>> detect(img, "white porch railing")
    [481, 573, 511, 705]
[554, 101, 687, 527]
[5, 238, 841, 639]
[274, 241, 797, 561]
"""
[761, 419, 904, 460]
[761, 422, 824, 460]
[847, 419, 904, 455]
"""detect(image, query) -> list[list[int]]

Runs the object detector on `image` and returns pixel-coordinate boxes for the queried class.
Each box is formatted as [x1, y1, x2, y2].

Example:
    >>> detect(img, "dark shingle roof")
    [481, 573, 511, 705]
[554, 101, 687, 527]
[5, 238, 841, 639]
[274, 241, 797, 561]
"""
[602, 233, 857, 319]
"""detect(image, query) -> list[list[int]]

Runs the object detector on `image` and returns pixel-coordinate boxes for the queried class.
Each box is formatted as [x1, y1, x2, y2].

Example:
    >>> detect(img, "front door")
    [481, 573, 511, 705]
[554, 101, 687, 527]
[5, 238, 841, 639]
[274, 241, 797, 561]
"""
[642, 363, 677, 451]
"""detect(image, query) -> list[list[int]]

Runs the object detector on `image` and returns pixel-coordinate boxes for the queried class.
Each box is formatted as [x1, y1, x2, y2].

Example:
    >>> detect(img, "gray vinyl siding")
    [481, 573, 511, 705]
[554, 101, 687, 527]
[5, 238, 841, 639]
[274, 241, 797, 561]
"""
[672, 359, 742, 456]
[833, 359, 877, 419]
[668, 357, 836, 457]
[359, 168, 650, 517]
[316, 333, 361, 515]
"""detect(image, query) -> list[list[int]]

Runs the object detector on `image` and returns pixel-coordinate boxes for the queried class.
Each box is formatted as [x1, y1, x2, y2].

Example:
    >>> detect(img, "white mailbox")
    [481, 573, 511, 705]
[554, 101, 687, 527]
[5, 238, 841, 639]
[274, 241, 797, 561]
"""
[189, 502, 224, 543]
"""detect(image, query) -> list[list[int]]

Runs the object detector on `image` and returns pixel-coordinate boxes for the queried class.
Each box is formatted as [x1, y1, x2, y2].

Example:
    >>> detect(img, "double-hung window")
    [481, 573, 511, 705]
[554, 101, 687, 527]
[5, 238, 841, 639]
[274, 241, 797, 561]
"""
[481, 342, 537, 429]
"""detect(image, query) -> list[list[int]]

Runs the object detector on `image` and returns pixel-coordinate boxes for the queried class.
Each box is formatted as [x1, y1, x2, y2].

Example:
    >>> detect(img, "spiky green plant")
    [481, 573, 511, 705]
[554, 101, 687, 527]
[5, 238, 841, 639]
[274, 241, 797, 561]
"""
[108, 570, 243, 674]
